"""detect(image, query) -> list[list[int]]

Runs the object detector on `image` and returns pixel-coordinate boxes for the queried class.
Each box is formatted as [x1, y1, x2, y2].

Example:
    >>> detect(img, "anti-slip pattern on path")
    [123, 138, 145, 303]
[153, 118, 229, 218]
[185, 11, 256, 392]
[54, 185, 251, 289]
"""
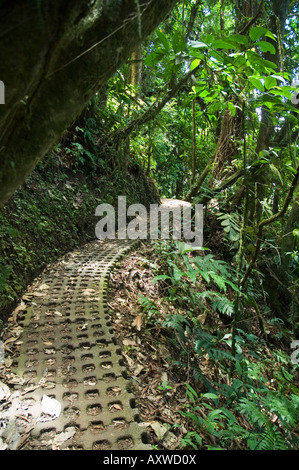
[1, 199, 191, 450]
[4, 239, 150, 450]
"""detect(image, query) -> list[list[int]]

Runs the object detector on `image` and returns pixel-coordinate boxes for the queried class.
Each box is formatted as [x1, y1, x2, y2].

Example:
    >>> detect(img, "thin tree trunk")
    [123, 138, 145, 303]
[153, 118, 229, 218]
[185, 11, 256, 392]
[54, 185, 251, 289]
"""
[241, 164, 299, 288]
[191, 99, 196, 187]
[249, 0, 290, 224]
[186, 162, 210, 201]
[281, 194, 299, 267]
[220, 0, 225, 30]
[129, 44, 143, 93]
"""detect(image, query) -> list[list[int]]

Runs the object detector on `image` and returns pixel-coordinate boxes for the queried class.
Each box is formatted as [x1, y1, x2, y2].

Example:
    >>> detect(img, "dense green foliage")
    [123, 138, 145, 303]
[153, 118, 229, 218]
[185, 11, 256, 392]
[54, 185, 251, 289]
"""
[0, 0, 298, 451]
[96, 0, 299, 325]
[138, 239, 299, 449]
[104, 0, 298, 449]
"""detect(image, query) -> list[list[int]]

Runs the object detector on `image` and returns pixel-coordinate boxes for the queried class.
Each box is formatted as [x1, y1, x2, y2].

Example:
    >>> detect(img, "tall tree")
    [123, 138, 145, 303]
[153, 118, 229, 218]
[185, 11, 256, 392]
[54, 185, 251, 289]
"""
[249, 0, 290, 224]
[0, 0, 178, 207]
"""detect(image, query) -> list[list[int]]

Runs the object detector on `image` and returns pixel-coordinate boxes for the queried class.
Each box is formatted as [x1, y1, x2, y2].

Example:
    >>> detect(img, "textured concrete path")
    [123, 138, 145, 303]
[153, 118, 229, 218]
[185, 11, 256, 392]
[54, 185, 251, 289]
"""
[2, 198, 191, 450]
[8, 239, 149, 450]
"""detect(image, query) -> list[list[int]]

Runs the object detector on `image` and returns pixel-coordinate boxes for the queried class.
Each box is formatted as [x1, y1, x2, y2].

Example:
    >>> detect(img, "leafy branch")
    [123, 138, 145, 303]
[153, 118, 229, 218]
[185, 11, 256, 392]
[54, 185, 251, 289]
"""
[108, 65, 200, 144]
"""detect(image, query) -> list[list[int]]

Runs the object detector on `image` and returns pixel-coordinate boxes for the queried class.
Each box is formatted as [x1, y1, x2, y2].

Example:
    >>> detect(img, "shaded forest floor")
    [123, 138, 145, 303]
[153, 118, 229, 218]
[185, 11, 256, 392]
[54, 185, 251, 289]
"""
[108, 242, 188, 449]
[108, 240, 299, 450]
[0, 235, 298, 450]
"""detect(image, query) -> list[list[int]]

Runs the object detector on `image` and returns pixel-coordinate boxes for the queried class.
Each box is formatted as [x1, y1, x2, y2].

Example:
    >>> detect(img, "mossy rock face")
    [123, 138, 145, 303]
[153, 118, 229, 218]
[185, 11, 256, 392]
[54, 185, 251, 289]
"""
[0, 158, 160, 323]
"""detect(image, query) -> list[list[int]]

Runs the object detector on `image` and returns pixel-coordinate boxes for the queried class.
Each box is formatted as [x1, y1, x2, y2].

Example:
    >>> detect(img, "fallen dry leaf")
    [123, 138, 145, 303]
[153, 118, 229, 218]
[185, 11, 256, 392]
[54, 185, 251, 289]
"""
[111, 404, 122, 411]
[83, 289, 96, 296]
[44, 348, 56, 355]
[150, 421, 168, 441]
[122, 353, 135, 368]
[4, 336, 19, 346]
[123, 339, 137, 347]
[0, 381, 11, 401]
[162, 430, 181, 449]
[52, 427, 76, 449]
[13, 303, 27, 314]
[132, 315, 142, 331]
[133, 363, 145, 376]
[38, 284, 50, 291]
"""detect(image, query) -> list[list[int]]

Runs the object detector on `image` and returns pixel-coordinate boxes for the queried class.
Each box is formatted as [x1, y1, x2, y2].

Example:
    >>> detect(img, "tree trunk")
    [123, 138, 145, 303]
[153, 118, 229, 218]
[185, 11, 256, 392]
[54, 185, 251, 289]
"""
[249, 0, 290, 223]
[0, 0, 178, 207]
[129, 44, 143, 93]
[212, 107, 241, 179]
[186, 162, 210, 201]
[281, 194, 299, 267]
[191, 99, 196, 187]
[120, 42, 143, 175]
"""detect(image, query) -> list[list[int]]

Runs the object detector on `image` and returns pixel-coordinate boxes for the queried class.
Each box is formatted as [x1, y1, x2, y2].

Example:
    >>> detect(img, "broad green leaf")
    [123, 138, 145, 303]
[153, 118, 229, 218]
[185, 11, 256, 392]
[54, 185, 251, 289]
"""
[211, 273, 227, 292]
[200, 269, 210, 284]
[246, 50, 260, 65]
[207, 102, 222, 113]
[256, 40, 276, 55]
[202, 393, 219, 400]
[173, 265, 185, 281]
[269, 88, 292, 99]
[197, 89, 210, 98]
[144, 51, 165, 67]
[269, 163, 283, 183]
[233, 379, 244, 390]
[188, 269, 198, 284]
[191, 59, 200, 71]
[264, 76, 277, 90]
[234, 54, 246, 68]
[249, 26, 269, 42]
[246, 51, 277, 71]
[228, 101, 237, 117]
[176, 242, 208, 255]
[208, 409, 224, 419]
[210, 50, 228, 65]
[228, 228, 240, 241]
[152, 275, 172, 283]
[272, 74, 287, 82]
[258, 58, 277, 71]
[172, 31, 187, 54]
[220, 219, 231, 226]
[156, 30, 170, 51]
[228, 34, 248, 46]
[212, 39, 239, 50]
[186, 383, 199, 398]
[249, 77, 264, 92]
[189, 40, 208, 49]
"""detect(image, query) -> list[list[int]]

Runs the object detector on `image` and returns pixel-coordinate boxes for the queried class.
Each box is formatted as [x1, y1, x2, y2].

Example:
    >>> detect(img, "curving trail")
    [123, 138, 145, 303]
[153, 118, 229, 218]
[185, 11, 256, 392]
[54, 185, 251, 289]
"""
[6, 239, 150, 450]
[2, 199, 190, 450]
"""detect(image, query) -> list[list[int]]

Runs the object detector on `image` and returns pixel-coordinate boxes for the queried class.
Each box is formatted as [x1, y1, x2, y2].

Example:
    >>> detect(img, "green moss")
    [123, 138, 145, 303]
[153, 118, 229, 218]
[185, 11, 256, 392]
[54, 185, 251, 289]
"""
[0, 157, 159, 323]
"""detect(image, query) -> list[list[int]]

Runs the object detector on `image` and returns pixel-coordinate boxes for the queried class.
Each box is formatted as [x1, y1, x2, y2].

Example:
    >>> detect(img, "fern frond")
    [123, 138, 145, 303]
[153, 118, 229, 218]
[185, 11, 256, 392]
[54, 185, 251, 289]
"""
[256, 428, 289, 450]
[238, 398, 268, 428]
